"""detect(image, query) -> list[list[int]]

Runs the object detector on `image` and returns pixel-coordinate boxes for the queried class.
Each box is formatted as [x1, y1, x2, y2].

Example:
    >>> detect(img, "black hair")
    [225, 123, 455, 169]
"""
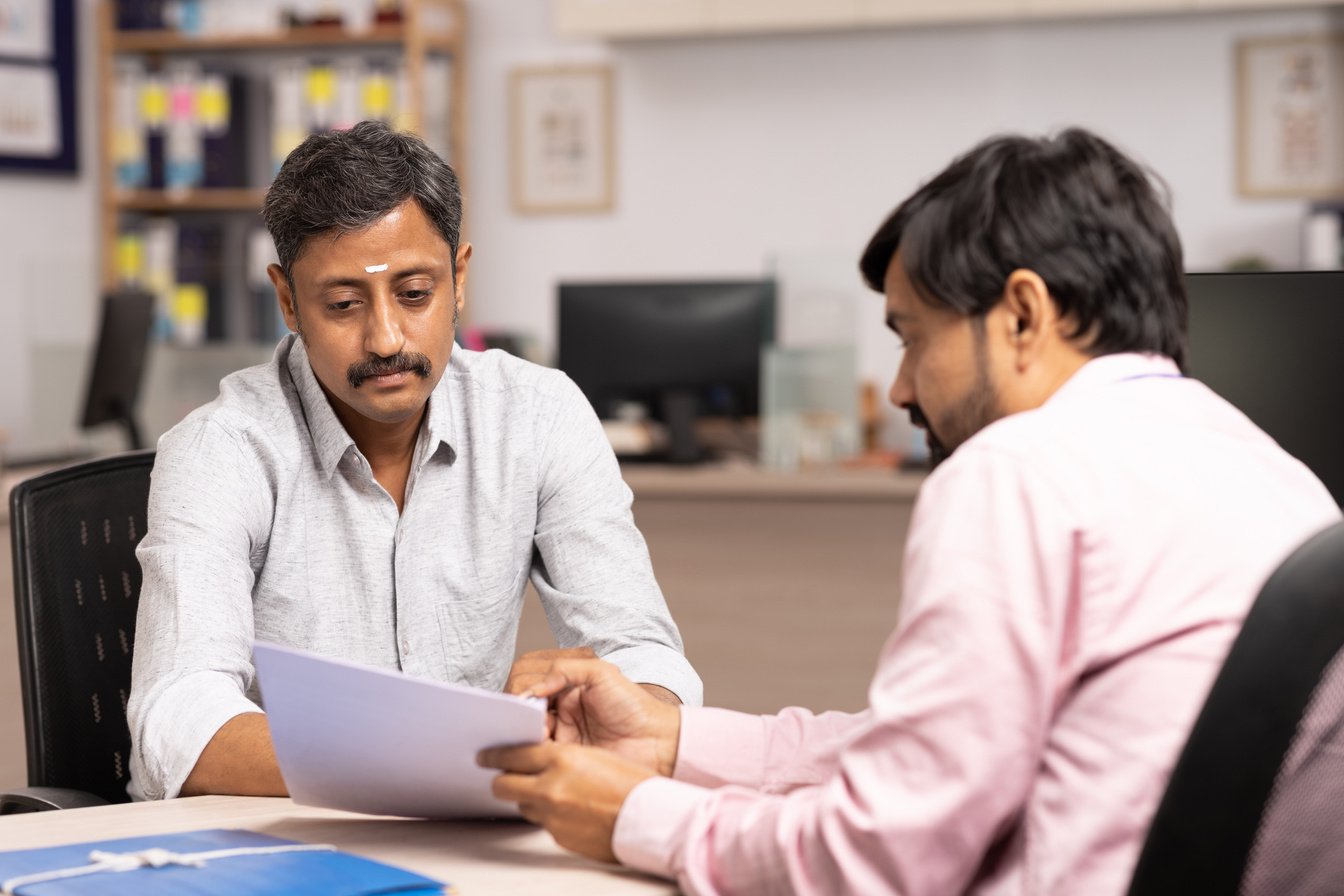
[262, 120, 462, 286]
[859, 128, 1188, 369]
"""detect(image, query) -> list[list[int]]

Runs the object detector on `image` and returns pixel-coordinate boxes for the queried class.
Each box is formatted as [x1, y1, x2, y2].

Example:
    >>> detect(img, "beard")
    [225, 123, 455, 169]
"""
[909, 332, 1003, 470]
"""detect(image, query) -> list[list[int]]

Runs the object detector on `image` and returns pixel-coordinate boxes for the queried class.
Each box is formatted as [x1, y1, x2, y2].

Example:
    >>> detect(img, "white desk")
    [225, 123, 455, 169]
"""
[0, 796, 675, 894]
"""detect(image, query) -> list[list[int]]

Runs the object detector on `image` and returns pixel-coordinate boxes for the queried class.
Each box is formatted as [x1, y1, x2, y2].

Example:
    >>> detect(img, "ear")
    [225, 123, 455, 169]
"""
[453, 242, 473, 318]
[998, 268, 1055, 369]
[267, 263, 300, 333]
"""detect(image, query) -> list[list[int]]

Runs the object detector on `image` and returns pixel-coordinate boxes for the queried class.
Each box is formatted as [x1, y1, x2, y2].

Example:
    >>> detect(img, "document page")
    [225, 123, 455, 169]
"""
[253, 641, 546, 819]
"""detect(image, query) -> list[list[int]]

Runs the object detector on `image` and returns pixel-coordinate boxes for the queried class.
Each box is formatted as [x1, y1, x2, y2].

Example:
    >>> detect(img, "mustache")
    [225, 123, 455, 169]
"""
[908, 404, 950, 469]
[347, 352, 433, 388]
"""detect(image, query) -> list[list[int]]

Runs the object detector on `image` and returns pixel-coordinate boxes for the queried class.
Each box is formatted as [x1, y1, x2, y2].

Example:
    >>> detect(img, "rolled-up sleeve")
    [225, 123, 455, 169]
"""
[529, 373, 703, 706]
[127, 415, 272, 800]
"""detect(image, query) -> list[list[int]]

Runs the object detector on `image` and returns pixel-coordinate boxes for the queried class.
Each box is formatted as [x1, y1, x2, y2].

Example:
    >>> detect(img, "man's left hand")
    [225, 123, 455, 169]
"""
[479, 742, 655, 863]
[505, 648, 597, 697]
[506, 649, 682, 707]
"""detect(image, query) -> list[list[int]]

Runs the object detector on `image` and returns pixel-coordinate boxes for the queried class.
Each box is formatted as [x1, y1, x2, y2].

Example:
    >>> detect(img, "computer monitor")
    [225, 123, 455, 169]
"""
[80, 290, 156, 451]
[558, 279, 776, 463]
[1184, 270, 1344, 506]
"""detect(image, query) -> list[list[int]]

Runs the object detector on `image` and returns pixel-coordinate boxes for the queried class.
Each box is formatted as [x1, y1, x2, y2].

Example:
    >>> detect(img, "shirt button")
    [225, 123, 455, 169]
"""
[401, 638, 410, 655]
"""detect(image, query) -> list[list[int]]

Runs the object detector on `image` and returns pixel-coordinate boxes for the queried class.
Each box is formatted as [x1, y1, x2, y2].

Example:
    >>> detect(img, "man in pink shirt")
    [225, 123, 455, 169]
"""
[479, 128, 1342, 894]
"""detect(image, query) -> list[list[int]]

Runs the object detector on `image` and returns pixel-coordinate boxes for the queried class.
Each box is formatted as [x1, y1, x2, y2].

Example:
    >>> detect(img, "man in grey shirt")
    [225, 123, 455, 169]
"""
[127, 121, 702, 802]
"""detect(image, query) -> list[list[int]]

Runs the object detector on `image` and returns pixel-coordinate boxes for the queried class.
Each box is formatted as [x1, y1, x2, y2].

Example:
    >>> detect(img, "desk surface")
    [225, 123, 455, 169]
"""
[0, 797, 675, 895]
[621, 460, 924, 501]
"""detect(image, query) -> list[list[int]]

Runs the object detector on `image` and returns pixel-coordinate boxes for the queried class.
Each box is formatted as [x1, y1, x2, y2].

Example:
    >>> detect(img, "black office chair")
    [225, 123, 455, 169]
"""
[1, 451, 155, 814]
[1127, 519, 1344, 895]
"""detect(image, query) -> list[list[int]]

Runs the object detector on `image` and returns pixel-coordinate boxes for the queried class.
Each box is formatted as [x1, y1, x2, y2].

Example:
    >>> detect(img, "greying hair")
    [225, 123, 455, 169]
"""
[262, 120, 462, 286]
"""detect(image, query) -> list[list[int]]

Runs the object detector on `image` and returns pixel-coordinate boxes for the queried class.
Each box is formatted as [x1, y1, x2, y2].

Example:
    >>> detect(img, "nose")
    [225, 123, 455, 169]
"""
[888, 353, 915, 411]
[364, 294, 405, 359]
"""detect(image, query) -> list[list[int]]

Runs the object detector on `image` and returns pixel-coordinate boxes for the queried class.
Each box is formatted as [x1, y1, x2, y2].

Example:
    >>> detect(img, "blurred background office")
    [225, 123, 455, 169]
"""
[2, 0, 1344, 785]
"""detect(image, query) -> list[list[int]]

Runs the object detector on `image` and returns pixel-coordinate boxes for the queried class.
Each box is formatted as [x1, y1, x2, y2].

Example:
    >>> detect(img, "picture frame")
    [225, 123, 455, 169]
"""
[510, 65, 614, 213]
[0, 0, 77, 173]
[1237, 34, 1344, 199]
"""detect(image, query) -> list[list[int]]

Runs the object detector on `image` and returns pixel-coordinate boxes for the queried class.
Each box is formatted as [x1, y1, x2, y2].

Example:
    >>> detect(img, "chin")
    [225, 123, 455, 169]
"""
[347, 395, 428, 424]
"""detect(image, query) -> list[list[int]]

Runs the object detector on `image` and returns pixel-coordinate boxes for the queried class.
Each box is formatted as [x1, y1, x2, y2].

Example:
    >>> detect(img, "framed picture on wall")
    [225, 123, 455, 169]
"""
[510, 65, 614, 213]
[0, 0, 78, 173]
[1237, 34, 1344, 199]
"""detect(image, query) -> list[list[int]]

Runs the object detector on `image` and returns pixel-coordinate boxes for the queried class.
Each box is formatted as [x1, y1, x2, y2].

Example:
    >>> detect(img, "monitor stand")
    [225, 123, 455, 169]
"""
[659, 389, 702, 464]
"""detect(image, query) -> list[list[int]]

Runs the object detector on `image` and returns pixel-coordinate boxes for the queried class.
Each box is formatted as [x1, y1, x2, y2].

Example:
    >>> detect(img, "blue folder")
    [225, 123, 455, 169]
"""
[0, 828, 446, 895]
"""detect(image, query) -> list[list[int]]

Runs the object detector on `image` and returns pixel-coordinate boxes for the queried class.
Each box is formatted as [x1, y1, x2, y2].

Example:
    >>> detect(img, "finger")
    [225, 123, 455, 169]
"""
[520, 670, 573, 700]
[477, 742, 555, 773]
[491, 772, 540, 804]
[505, 674, 544, 696]
[524, 659, 613, 698]
[516, 801, 546, 826]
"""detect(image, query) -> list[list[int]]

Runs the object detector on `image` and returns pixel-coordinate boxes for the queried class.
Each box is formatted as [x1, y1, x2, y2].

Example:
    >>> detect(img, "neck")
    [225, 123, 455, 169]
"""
[1001, 346, 1092, 416]
[340, 406, 425, 468]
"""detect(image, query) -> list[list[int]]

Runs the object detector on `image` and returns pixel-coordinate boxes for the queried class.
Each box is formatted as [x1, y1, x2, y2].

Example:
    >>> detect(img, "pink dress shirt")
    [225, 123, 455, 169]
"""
[612, 353, 1342, 895]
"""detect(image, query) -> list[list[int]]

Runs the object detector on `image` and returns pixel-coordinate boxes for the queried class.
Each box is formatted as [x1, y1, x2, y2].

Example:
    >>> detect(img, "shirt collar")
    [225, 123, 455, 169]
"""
[283, 334, 457, 479]
[1045, 352, 1182, 407]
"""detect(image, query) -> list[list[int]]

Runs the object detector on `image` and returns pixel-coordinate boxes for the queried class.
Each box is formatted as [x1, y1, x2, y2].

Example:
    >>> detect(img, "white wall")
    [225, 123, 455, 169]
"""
[0, 0, 99, 453]
[463, 1, 1337, 446]
[0, 1, 1334, 448]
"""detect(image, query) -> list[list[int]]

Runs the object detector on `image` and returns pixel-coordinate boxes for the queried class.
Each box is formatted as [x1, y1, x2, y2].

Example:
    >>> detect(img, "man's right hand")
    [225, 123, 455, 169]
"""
[524, 659, 682, 778]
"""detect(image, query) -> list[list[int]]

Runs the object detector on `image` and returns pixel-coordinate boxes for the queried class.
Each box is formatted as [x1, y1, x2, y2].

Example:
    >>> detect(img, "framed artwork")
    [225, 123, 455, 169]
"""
[0, 0, 77, 173]
[1237, 34, 1344, 199]
[510, 65, 614, 213]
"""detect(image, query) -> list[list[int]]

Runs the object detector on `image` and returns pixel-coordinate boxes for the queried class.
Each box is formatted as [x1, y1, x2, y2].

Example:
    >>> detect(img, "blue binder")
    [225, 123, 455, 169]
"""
[0, 828, 446, 895]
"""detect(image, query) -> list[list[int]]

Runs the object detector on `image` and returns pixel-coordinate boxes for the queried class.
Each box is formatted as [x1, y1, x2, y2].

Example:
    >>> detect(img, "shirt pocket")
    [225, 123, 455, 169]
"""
[435, 565, 526, 691]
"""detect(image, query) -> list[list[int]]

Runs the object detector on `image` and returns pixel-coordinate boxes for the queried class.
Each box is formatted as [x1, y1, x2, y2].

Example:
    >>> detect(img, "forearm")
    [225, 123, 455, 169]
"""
[180, 712, 288, 797]
[638, 683, 682, 706]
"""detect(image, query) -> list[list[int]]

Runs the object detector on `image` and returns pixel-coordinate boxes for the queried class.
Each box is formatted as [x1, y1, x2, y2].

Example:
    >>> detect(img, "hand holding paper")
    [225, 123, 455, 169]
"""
[252, 642, 546, 819]
[524, 657, 682, 777]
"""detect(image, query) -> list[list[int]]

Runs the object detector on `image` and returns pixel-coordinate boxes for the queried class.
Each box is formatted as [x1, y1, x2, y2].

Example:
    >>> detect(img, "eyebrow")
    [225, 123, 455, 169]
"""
[313, 265, 444, 291]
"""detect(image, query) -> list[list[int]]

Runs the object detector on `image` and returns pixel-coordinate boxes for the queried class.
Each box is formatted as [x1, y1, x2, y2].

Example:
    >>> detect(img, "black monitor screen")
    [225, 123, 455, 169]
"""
[81, 290, 156, 450]
[558, 279, 776, 460]
[1185, 270, 1344, 506]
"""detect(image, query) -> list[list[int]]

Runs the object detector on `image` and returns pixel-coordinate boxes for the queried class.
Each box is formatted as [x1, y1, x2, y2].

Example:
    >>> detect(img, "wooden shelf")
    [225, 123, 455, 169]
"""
[97, 0, 469, 315]
[110, 24, 456, 53]
[112, 189, 267, 212]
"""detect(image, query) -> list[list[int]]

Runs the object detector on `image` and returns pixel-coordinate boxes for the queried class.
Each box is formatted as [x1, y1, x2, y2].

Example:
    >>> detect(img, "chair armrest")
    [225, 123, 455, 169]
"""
[0, 786, 111, 814]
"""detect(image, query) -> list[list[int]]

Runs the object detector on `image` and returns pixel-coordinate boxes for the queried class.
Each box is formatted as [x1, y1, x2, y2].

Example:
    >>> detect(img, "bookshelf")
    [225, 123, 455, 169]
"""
[95, 0, 468, 344]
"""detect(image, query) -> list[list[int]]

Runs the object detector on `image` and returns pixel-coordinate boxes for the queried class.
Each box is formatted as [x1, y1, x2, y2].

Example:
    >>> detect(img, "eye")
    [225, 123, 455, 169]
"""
[401, 289, 432, 302]
[327, 299, 359, 312]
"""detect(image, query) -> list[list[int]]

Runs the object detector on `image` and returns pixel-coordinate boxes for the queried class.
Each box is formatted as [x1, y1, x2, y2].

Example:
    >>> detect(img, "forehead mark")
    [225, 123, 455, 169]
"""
[365, 263, 389, 273]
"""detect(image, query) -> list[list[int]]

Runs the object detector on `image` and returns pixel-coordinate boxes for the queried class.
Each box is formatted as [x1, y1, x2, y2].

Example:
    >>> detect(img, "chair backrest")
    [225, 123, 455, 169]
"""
[1127, 519, 1344, 896]
[9, 451, 155, 804]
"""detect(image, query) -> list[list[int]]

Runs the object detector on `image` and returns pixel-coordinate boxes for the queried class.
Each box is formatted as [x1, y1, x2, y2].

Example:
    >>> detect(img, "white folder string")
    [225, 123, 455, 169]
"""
[2, 843, 337, 894]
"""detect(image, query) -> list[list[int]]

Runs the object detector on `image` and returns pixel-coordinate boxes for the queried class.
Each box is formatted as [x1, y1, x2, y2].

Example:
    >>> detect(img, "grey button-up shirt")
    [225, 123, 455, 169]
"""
[128, 335, 701, 800]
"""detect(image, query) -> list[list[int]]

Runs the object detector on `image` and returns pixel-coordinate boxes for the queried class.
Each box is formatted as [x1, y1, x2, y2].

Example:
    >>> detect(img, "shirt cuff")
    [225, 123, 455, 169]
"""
[601, 644, 704, 707]
[674, 706, 767, 789]
[132, 671, 262, 800]
[612, 775, 710, 880]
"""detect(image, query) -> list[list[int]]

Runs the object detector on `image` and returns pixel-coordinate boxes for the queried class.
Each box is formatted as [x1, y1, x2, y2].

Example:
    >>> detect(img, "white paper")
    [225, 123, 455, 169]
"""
[253, 641, 546, 819]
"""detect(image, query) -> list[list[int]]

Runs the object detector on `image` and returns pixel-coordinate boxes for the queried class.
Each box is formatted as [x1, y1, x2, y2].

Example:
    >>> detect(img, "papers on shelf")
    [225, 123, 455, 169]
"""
[253, 641, 546, 820]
